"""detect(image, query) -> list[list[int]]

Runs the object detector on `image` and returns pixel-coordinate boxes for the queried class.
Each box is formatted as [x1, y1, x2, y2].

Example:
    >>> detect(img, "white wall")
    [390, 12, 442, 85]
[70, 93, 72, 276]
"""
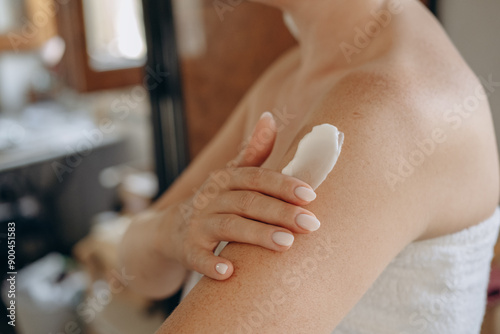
[439, 0, 500, 156]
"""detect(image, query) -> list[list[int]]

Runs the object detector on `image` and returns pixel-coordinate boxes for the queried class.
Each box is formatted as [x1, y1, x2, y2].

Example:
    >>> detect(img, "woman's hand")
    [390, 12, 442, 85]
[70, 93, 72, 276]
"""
[157, 112, 320, 280]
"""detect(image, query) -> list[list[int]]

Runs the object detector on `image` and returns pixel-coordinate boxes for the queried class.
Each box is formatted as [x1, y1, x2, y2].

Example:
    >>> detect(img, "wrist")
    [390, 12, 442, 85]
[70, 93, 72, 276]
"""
[149, 205, 180, 263]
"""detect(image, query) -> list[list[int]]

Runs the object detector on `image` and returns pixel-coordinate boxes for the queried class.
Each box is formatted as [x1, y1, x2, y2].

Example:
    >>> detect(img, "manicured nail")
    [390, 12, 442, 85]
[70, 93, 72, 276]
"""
[296, 214, 321, 231]
[216, 263, 228, 275]
[295, 187, 317, 202]
[272, 232, 294, 247]
[260, 111, 274, 120]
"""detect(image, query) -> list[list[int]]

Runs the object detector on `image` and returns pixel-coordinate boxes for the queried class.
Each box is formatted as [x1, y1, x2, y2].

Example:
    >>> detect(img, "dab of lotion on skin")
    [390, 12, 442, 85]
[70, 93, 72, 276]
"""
[282, 124, 344, 190]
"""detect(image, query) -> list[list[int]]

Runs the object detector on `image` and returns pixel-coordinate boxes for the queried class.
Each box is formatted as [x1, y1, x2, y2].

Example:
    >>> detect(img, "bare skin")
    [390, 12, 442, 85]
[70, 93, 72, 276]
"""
[151, 0, 500, 332]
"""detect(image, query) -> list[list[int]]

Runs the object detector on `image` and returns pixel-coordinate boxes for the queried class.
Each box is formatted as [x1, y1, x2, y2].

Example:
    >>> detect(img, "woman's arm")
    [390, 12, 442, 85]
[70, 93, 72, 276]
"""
[156, 79, 439, 332]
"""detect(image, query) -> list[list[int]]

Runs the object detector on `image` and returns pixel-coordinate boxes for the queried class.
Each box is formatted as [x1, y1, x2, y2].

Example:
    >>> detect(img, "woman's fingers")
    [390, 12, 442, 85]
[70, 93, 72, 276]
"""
[204, 214, 297, 251]
[183, 210, 301, 280]
[187, 248, 234, 280]
[213, 191, 320, 233]
[184, 210, 298, 280]
[212, 167, 316, 206]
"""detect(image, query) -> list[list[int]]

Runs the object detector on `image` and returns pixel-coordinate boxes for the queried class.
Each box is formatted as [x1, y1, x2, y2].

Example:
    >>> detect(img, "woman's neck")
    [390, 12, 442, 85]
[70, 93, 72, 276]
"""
[279, 0, 400, 81]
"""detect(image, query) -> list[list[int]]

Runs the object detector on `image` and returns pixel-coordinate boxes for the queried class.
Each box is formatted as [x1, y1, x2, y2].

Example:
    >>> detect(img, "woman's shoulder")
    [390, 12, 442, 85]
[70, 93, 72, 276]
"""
[311, 62, 499, 239]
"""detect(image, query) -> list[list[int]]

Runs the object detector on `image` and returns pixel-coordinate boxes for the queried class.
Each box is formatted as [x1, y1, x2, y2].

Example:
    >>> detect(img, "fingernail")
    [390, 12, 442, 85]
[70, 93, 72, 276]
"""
[260, 111, 274, 120]
[216, 263, 228, 275]
[296, 214, 321, 231]
[295, 187, 317, 202]
[272, 232, 294, 247]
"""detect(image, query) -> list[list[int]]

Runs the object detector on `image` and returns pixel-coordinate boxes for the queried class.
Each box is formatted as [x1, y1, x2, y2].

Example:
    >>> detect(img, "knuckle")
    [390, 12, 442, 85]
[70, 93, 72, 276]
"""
[244, 167, 266, 188]
[214, 168, 226, 176]
[217, 191, 231, 210]
[236, 191, 257, 213]
[279, 177, 294, 197]
[217, 215, 234, 239]
[214, 168, 233, 187]
[279, 204, 298, 224]
[225, 164, 238, 174]
[191, 191, 208, 211]
[186, 215, 200, 235]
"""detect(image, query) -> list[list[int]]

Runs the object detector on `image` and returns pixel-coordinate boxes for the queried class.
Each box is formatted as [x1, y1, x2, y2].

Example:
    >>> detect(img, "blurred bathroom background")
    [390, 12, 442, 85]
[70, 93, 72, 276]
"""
[0, 0, 498, 333]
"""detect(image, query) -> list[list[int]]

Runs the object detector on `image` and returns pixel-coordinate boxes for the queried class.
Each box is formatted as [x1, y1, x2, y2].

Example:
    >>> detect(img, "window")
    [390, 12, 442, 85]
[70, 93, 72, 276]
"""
[83, 0, 147, 71]
[57, 0, 146, 92]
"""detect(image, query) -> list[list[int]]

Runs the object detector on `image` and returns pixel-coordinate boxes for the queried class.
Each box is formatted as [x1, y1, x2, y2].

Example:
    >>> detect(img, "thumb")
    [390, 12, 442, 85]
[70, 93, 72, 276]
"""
[236, 112, 277, 167]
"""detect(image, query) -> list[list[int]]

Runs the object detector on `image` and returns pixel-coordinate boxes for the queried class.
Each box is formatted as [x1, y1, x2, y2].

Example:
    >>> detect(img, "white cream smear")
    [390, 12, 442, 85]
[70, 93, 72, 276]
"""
[181, 124, 344, 299]
[282, 124, 344, 190]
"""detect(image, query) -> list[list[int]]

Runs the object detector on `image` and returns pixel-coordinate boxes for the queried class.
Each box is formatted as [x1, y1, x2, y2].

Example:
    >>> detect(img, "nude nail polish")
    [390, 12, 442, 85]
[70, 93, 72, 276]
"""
[260, 111, 274, 120]
[272, 232, 294, 247]
[216, 263, 228, 275]
[295, 187, 317, 202]
[296, 214, 321, 231]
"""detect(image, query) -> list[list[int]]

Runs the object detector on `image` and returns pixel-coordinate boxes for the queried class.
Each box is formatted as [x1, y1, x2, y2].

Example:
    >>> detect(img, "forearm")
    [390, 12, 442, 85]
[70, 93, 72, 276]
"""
[119, 208, 188, 299]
